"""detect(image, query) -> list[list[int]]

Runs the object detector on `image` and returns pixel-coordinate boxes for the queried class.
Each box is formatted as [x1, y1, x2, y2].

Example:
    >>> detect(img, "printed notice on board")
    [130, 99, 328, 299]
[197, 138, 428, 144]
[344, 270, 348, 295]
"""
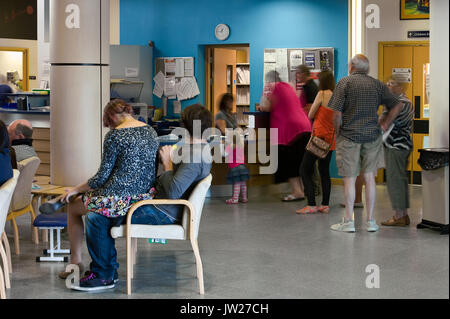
[175, 58, 185, 77]
[264, 49, 276, 63]
[164, 58, 176, 76]
[184, 58, 194, 77]
[304, 52, 315, 68]
[289, 50, 303, 70]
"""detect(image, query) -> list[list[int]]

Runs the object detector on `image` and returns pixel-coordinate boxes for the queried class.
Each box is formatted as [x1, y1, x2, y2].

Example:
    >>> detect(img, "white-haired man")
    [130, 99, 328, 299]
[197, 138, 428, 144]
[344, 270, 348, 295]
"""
[328, 54, 403, 232]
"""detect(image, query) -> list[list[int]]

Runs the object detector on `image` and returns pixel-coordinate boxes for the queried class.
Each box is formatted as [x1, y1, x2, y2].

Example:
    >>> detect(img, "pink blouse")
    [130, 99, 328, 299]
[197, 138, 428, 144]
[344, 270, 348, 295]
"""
[264, 82, 312, 145]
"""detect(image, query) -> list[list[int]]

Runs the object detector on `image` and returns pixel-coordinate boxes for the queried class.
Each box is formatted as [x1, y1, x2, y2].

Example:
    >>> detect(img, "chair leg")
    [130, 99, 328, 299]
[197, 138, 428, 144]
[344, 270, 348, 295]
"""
[29, 204, 39, 245]
[132, 238, 137, 265]
[10, 218, 20, 255]
[1, 232, 12, 273]
[0, 264, 5, 299]
[126, 235, 132, 295]
[190, 238, 204, 295]
[0, 243, 10, 289]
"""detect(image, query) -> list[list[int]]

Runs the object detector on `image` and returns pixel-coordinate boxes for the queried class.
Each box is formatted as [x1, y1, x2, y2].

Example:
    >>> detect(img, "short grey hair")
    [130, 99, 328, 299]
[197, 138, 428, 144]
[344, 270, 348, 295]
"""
[16, 123, 33, 139]
[350, 54, 370, 73]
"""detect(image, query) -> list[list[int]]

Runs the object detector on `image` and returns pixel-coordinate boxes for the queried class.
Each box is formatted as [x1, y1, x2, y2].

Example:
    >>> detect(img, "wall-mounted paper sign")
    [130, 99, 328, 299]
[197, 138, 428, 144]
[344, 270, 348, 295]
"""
[125, 67, 139, 78]
[392, 68, 412, 83]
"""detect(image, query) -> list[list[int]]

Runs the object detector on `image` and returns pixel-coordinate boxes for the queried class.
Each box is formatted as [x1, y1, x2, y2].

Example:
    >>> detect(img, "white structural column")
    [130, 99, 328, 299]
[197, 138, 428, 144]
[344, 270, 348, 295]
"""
[429, 0, 449, 148]
[50, 0, 110, 185]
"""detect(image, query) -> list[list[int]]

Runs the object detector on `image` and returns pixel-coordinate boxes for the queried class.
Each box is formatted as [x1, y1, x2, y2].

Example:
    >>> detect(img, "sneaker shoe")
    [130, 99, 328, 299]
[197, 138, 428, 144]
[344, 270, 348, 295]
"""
[71, 272, 115, 292]
[330, 218, 355, 233]
[366, 220, 379, 232]
[84, 270, 118, 284]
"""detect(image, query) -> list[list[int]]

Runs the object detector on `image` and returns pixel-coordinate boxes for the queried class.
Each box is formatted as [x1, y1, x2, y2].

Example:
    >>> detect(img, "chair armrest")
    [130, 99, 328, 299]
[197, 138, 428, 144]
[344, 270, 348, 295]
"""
[125, 199, 196, 240]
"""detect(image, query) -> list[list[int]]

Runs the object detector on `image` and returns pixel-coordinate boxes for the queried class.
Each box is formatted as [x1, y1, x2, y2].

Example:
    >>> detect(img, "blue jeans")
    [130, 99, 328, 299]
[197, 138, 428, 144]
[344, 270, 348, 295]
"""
[85, 205, 177, 280]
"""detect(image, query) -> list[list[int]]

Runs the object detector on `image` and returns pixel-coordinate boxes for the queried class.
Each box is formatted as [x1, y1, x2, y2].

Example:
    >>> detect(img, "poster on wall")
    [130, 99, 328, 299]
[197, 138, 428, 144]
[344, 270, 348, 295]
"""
[0, 0, 37, 40]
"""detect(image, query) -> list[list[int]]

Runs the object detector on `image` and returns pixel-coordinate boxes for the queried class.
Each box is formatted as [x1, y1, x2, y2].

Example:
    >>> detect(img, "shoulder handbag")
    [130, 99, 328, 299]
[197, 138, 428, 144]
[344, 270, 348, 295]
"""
[306, 135, 331, 159]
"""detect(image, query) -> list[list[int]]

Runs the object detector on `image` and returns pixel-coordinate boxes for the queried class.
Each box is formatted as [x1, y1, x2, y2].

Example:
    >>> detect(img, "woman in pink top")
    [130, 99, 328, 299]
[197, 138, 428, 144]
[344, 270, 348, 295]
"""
[225, 130, 249, 204]
[258, 71, 312, 201]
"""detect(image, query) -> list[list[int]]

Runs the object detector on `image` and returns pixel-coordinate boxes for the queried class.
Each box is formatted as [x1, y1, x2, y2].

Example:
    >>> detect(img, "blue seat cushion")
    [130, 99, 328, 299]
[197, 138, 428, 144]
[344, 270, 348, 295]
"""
[33, 213, 68, 228]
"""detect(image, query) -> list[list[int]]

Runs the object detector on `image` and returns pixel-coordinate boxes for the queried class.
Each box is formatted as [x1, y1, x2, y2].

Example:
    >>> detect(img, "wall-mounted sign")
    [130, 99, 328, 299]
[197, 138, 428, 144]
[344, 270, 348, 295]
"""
[407, 30, 429, 38]
[392, 68, 412, 83]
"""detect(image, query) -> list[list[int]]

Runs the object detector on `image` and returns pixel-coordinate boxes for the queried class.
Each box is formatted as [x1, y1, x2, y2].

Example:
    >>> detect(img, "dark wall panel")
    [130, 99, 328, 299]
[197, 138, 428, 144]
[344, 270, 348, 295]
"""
[0, 0, 37, 40]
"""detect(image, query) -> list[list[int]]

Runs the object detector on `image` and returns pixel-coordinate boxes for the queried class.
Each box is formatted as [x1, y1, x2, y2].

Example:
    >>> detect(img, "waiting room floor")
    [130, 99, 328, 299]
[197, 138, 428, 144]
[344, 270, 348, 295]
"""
[3, 184, 449, 299]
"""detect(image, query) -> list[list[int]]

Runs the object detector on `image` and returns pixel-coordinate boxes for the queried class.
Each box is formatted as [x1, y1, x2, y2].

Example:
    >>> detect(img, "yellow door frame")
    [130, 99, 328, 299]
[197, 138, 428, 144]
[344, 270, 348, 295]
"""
[0, 46, 29, 91]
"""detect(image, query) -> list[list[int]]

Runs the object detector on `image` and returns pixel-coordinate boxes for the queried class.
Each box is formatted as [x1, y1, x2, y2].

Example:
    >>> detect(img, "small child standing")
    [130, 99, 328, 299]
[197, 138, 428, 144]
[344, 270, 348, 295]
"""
[225, 131, 250, 204]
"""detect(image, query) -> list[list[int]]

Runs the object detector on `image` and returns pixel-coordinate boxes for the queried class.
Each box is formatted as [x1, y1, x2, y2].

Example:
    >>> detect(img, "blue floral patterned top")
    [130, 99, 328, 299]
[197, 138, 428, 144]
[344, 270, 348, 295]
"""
[87, 125, 159, 197]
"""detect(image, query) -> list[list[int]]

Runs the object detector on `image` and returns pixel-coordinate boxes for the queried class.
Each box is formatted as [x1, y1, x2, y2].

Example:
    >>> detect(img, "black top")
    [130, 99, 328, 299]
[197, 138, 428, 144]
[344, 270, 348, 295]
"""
[88, 125, 159, 197]
[303, 79, 319, 104]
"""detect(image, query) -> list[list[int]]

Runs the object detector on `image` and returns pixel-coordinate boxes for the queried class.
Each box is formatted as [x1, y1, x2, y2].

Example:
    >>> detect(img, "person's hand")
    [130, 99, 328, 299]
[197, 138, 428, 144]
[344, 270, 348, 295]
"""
[60, 187, 79, 203]
[159, 145, 173, 171]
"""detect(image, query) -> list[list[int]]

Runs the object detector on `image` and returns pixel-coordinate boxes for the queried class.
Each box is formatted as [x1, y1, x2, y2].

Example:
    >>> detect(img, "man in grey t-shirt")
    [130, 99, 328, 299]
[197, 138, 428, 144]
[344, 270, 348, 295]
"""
[327, 54, 403, 233]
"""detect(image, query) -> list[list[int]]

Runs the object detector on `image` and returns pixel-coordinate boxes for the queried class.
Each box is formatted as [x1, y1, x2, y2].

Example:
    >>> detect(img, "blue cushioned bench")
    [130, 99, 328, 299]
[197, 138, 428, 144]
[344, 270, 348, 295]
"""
[33, 213, 70, 262]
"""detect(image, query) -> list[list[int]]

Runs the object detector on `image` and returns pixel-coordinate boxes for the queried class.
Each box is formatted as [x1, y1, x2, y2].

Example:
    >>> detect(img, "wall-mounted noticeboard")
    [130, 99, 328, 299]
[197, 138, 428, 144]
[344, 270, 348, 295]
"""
[154, 57, 199, 102]
[263, 47, 334, 86]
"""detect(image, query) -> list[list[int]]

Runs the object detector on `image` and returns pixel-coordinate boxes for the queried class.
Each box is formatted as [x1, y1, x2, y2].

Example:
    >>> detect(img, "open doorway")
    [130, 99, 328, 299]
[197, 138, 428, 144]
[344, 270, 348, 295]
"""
[0, 47, 29, 91]
[204, 44, 250, 127]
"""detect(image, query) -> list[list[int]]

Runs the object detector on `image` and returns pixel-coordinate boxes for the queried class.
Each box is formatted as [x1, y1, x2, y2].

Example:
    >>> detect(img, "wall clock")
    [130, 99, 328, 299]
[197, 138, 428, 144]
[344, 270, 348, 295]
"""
[215, 23, 230, 41]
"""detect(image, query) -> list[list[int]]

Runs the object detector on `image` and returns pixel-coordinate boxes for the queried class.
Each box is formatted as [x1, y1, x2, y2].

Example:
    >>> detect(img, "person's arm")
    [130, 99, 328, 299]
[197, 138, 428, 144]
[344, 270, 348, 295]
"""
[379, 102, 403, 131]
[333, 111, 342, 136]
[308, 90, 323, 120]
[257, 95, 272, 112]
[60, 181, 92, 203]
[86, 131, 119, 189]
[215, 119, 227, 135]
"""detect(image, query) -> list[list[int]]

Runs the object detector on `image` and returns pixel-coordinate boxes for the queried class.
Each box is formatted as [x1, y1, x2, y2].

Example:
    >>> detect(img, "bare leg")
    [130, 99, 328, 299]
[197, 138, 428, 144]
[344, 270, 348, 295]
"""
[343, 177, 356, 221]
[67, 197, 87, 265]
[355, 174, 364, 203]
[288, 177, 305, 198]
[363, 172, 376, 221]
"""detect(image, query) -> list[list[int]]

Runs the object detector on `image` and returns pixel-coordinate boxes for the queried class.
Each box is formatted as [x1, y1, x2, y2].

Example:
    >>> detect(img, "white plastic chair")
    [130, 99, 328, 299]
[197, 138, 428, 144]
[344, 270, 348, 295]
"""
[6, 156, 41, 254]
[111, 174, 212, 295]
[0, 170, 20, 299]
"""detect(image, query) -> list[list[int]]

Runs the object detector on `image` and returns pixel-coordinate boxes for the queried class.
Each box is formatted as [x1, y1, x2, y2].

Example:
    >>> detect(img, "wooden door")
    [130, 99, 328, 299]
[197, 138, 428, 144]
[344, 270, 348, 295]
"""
[379, 41, 429, 184]
[213, 48, 236, 117]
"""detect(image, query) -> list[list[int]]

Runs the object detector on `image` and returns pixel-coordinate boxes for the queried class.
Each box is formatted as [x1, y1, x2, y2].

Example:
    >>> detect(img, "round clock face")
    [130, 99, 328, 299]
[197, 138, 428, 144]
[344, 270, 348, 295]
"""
[215, 24, 230, 41]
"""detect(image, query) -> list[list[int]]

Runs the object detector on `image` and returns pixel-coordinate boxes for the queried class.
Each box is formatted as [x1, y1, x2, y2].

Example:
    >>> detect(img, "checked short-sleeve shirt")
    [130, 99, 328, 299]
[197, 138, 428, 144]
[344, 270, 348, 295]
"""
[328, 71, 399, 143]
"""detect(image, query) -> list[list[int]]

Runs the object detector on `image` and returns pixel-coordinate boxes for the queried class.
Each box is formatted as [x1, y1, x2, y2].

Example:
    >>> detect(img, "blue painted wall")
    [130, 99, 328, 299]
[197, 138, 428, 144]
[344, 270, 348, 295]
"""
[120, 0, 348, 178]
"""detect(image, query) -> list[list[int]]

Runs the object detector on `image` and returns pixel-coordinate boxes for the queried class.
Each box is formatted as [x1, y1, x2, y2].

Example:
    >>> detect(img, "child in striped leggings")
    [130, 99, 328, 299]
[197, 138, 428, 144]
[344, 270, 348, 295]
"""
[225, 130, 249, 204]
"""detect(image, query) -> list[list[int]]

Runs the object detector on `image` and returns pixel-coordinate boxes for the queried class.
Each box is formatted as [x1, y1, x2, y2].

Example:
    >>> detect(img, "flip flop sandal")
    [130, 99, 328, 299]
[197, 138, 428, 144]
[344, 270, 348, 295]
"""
[296, 206, 319, 214]
[318, 205, 330, 214]
[282, 194, 305, 202]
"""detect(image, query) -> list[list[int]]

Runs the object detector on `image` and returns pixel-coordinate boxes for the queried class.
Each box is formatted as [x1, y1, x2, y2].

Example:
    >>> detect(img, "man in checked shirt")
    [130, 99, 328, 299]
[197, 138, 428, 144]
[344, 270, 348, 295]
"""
[328, 54, 403, 233]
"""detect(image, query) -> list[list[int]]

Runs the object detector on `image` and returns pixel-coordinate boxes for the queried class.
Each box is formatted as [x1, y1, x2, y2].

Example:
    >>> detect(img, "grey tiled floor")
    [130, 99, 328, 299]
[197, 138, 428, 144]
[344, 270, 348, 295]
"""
[3, 184, 449, 299]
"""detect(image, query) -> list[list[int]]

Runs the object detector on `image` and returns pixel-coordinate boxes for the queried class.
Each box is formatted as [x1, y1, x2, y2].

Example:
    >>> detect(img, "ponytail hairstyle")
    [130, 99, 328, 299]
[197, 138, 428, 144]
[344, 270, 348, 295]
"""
[102, 99, 133, 128]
